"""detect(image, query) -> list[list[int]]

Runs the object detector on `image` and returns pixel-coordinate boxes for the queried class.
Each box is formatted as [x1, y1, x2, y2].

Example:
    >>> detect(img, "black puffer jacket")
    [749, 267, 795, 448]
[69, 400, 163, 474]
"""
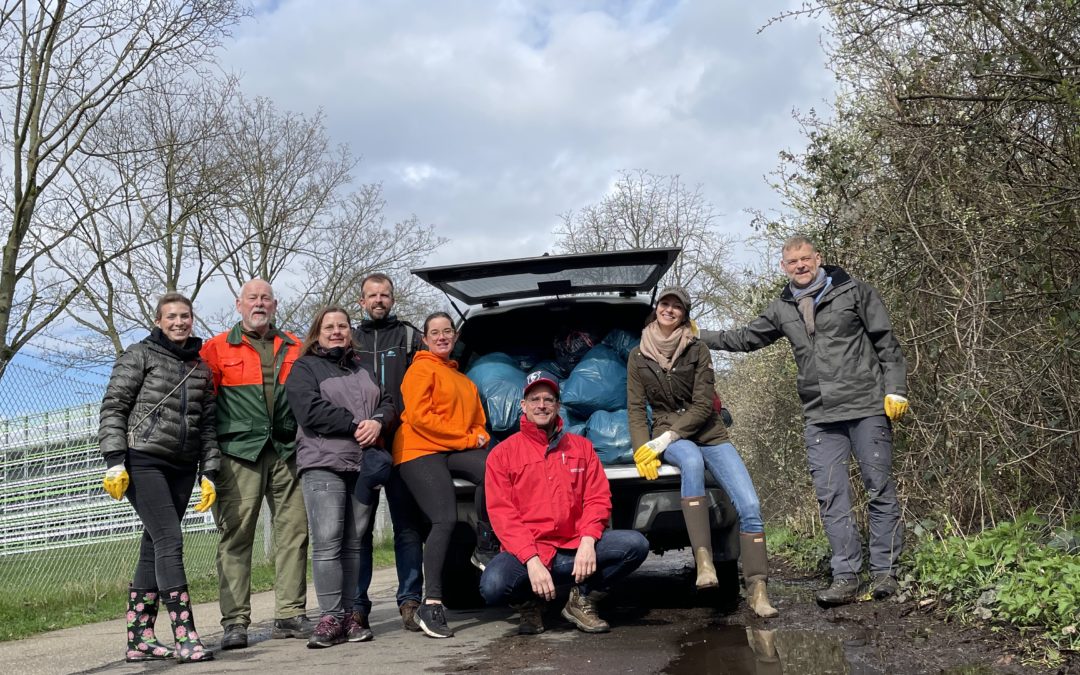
[99, 331, 221, 476]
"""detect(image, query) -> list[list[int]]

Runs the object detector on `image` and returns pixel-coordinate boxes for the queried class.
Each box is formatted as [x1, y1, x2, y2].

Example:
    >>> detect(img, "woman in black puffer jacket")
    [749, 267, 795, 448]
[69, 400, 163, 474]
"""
[99, 292, 219, 664]
[284, 306, 396, 648]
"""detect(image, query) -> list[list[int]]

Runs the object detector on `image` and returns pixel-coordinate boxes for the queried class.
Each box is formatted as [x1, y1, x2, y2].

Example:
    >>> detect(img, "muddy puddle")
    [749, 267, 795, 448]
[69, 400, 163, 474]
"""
[664, 624, 999, 675]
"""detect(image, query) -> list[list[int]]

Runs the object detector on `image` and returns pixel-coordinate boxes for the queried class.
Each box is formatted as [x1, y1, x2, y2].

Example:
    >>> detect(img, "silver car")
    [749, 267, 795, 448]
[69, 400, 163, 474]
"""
[412, 247, 739, 607]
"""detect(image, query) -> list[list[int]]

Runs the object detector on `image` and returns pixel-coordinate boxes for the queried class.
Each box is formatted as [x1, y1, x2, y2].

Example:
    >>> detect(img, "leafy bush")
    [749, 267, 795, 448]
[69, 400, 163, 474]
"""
[765, 525, 830, 575]
[910, 513, 1079, 654]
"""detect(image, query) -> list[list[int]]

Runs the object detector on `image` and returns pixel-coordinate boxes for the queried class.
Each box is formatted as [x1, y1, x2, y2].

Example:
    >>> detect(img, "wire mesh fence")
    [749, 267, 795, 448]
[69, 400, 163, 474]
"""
[0, 360, 255, 599]
[0, 359, 395, 610]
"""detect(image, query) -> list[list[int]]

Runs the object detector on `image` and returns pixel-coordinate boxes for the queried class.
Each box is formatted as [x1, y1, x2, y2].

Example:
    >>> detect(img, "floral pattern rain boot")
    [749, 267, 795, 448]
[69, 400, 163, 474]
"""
[164, 586, 214, 663]
[125, 587, 174, 662]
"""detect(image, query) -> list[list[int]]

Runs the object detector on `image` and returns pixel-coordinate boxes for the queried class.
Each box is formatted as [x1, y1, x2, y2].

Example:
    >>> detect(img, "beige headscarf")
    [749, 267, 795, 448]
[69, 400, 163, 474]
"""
[639, 321, 693, 371]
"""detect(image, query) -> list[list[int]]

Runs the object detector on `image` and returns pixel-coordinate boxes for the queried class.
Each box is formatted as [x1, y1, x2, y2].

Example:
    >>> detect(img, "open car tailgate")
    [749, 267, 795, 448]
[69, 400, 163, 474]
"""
[413, 247, 680, 306]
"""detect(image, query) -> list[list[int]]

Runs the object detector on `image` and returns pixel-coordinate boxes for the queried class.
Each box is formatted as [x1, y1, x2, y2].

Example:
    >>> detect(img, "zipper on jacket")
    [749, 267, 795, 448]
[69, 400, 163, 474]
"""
[177, 360, 189, 452]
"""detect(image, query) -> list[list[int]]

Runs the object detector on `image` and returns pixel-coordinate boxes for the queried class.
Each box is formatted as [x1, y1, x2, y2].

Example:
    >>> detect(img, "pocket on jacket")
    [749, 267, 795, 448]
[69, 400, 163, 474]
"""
[219, 419, 252, 438]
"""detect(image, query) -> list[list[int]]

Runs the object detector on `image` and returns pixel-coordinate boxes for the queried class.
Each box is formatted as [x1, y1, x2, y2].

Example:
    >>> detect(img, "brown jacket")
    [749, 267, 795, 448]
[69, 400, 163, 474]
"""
[627, 339, 730, 450]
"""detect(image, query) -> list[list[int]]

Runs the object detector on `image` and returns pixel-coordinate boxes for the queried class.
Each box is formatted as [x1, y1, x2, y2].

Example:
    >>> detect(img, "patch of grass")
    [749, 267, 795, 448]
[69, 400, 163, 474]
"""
[765, 524, 830, 574]
[908, 512, 1079, 665]
[0, 536, 396, 641]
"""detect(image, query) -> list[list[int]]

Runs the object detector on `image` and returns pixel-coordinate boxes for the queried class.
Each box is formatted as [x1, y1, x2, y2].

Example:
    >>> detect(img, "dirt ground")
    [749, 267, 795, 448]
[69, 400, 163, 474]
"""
[449, 553, 1078, 675]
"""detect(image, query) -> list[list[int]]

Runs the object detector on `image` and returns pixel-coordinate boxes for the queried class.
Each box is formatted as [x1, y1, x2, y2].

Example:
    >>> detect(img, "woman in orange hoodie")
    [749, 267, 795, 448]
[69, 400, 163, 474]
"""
[393, 312, 497, 638]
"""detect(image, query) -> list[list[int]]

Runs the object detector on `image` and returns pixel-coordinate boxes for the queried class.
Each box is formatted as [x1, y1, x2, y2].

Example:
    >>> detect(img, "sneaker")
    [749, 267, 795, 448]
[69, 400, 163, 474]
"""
[416, 602, 454, 639]
[273, 614, 316, 639]
[470, 547, 499, 572]
[220, 623, 248, 650]
[307, 615, 346, 649]
[815, 577, 861, 606]
[344, 611, 374, 642]
[560, 587, 610, 633]
[510, 600, 545, 635]
[399, 600, 422, 632]
[470, 522, 501, 571]
[868, 573, 898, 601]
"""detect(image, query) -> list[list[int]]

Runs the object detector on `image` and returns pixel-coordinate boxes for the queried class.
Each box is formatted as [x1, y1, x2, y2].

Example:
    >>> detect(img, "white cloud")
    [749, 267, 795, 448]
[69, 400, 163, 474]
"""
[217, 1, 833, 266]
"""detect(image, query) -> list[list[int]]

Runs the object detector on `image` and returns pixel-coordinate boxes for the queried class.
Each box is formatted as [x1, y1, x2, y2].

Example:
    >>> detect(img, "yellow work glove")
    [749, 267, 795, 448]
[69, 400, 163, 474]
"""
[884, 394, 910, 422]
[633, 430, 676, 465]
[102, 465, 129, 500]
[194, 477, 216, 512]
[635, 457, 661, 480]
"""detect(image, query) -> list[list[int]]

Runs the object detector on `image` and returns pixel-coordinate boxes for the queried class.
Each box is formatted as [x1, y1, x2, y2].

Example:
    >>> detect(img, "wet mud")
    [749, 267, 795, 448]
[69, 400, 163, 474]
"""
[453, 552, 1074, 674]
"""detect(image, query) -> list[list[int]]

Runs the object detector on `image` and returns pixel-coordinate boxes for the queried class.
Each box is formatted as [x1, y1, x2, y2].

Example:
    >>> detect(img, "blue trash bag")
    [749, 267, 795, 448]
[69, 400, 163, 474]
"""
[467, 354, 527, 434]
[601, 328, 640, 362]
[585, 409, 633, 465]
[559, 407, 586, 436]
[468, 352, 518, 369]
[561, 345, 627, 417]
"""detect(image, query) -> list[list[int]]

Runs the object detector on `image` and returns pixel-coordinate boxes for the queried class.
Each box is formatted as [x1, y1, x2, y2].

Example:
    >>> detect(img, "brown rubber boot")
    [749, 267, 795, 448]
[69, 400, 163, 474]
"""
[681, 497, 719, 590]
[740, 532, 779, 618]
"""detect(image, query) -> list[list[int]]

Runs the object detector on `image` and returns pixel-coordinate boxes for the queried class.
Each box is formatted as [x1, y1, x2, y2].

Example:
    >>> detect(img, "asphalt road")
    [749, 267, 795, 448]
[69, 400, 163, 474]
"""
[0, 551, 1041, 674]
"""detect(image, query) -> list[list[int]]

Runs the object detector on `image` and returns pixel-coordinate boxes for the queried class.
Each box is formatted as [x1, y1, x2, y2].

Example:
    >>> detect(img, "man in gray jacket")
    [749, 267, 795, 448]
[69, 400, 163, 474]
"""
[699, 236, 910, 606]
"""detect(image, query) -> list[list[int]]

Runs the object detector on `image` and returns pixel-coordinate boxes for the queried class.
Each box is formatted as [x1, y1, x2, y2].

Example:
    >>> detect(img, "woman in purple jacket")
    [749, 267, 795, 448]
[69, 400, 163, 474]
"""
[285, 307, 396, 649]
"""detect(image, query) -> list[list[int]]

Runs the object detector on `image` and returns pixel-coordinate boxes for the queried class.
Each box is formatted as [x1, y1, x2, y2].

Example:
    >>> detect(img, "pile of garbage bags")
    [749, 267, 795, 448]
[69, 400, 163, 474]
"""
[465, 328, 640, 465]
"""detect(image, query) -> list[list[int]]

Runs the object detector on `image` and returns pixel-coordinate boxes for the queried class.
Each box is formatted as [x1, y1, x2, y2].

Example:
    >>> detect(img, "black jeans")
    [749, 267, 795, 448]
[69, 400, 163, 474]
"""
[398, 448, 489, 600]
[127, 461, 197, 590]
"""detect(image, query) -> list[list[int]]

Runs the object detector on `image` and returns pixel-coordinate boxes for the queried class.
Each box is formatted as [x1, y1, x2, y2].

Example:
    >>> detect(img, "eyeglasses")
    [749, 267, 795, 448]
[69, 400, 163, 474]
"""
[426, 328, 456, 338]
[525, 395, 557, 406]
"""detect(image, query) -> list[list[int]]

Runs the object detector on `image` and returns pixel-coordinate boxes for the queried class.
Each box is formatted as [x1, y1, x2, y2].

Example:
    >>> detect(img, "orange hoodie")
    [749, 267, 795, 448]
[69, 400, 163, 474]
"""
[392, 350, 488, 465]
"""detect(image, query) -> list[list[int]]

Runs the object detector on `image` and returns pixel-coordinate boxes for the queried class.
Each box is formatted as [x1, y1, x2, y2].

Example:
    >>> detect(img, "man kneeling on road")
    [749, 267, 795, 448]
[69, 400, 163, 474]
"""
[480, 370, 649, 635]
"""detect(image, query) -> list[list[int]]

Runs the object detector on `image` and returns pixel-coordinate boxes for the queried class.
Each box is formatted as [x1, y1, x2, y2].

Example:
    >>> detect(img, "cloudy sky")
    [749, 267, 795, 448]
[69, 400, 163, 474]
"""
[218, 0, 833, 267]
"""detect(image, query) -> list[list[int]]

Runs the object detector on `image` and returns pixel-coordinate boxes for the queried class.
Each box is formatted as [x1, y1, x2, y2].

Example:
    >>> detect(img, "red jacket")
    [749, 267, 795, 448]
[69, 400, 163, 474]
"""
[485, 415, 611, 567]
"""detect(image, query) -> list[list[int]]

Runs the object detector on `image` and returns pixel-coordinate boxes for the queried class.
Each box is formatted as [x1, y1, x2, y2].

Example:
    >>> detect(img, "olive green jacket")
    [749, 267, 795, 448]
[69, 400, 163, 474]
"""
[627, 339, 730, 451]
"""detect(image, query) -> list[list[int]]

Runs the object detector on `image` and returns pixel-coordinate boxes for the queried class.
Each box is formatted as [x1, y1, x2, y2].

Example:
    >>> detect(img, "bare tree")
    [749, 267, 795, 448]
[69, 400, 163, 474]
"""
[275, 183, 448, 330]
[554, 169, 739, 325]
[214, 96, 354, 296]
[55, 72, 242, 358]
[0, 0, 243, 380]
[752, 0, 1080, 527]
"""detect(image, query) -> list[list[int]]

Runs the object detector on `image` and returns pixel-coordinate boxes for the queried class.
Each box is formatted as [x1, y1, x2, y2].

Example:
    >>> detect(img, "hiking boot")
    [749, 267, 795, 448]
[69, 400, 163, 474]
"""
[220, 623, 248, 650]
[306, 615, 346, 649]
[470, 521, 501, 571]
[344, 610, 374, 642]
[815, 577, 861, 606]
[399, 599, 421, 632]
[124, 588, 174, 662]
[869, 573, 899, 601]
[273, 614, 315, 639]
[510, 600, 546, 635]
[560, 587, 610, 633]
[416, 602, 454, 639]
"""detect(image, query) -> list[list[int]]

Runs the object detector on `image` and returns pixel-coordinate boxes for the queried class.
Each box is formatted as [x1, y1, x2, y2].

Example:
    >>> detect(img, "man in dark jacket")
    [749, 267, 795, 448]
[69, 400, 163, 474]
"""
[479, 371, 649, 635]
[200, 279, 313, 649]
[700, 236, 910, 606]
[351, 273, 426, 632]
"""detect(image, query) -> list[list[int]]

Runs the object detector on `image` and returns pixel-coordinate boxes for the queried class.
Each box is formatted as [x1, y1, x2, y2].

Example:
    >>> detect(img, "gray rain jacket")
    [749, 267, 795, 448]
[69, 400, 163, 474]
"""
[285, 348, 396, 473]
[700, 266, 907, 424]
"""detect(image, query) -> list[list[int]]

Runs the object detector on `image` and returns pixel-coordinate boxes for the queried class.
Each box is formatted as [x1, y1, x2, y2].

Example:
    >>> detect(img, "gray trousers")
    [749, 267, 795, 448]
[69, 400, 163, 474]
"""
[805, 415, 903, 578]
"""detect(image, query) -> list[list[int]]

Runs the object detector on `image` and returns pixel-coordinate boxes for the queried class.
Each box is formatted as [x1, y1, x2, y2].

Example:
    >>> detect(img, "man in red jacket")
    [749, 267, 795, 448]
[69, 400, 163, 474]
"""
[480, 370, 649, 635]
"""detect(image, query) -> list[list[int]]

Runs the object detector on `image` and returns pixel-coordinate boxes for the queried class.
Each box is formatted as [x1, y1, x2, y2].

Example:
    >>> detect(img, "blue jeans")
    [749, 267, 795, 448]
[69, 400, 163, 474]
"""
[354, 454, 424, 613]
[479, 530, 649, 606]
[302, 469, 372, 619]
[664, 440, 764, 534]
